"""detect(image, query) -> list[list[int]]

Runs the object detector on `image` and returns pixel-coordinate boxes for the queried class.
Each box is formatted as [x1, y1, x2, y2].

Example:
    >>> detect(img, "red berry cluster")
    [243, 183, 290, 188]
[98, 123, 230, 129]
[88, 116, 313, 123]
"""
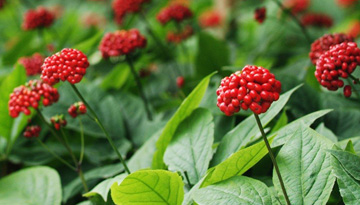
[0, 0, 6, 9]
[156, 3, 193, 25]
[24, 125, 41, 138]
[167, 25, 193, 44]
[68, 102, 87, 118]
[22, 7, 55, 30]
[176, 76, 185, 88]
[99, 29, 147, 58]
[18, 53, 44, 76]
[112, 0, 149, 24]
[348, 21, 360, 38]
[315, 42, 360, 92]
[301, 13, 333, 28]
[254, 7, 266, 24]
[41, 48, 89, 85]
[50, 115, 67, 130]
[337, 0, 358, 7]
[198, 10, 223, 28]
[8, 80, 59, 118]
[309, 33, 354, 65]
[284, 0, 309, 14]
[216, 65, 281, 116]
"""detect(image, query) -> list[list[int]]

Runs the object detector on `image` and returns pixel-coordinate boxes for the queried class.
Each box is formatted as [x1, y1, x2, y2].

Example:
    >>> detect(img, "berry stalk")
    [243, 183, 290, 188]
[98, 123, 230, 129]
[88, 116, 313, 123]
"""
[36, 138, 76, 171]
[254, 113, 291, 205]
[78, 118, 85, 164]
[126, 55, 153, 121]
[78, 167, 89, 193]
[272, 0, 312, 44]
[70, 84, 131, 174]
[60, 128, 78, 168]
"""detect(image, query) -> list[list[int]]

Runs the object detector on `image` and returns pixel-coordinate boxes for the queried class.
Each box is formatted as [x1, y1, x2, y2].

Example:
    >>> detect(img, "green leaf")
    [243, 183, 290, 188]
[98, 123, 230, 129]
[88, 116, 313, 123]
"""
[83, 173, 127, 202]
[273, 124, 335, 204]
[101, 64, 130, 90]
[195, 32, 230, 77]
[272, 109, 332, 147]
[202, 135, 275, 187]
[328, 149, 360, 181]
[271, 110, 288, 133]
[193, 176, 273, 205]
[0, 166, 62, 205]
[74, 31, 103, 55]
[316, 123, 338, 143]
[164, 108, 214, 185]
[330, 151, 360, 204]
[345, 140, 356, 154]
[152, 72, 216, 169]
[211, 85, 301, 166]
[111, 170, 184, 205]
[338, 136, 360, 154]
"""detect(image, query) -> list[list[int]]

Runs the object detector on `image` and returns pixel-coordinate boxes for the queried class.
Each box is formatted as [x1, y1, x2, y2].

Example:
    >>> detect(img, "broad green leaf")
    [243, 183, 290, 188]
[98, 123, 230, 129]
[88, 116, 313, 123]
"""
[272, 109, 332, 147]
[202, 135, 275, 187]
[338, 136, 360, 154]
[330, 151, 360, 205]
[182, 178, 204, 205]
[195, 32, 230, 77]
[211, 85, 301, 166]
[193, 176, 273, 205]
[328, 149, 360, 181]
[0, 166, 62, 205]
[345, 140, 356, 154]
[83, 174, 127, 202]
[273, 124, 335, 205]
[152, 72, 216, 169]
[101, 64, 130, 90]
[111, 170, 184, 205]
[271, 110, 288, 133]
[316, 123, 338, 142]
[164, 108, 214, 185]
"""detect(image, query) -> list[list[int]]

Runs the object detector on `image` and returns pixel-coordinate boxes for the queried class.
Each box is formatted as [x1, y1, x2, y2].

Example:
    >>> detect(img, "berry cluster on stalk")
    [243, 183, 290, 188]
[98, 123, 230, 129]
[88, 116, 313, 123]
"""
[198, 10, 223, 28]
[68, 102, 87, 118]
[8, 80, 59, 118]
[315, 42, 360, 92]
[254, 7, 266, 24]
[23, 125, 41, 138]
[167, 26, 193, 44]
[284, 0, 309, 14]
[156, 3, 193, 25]
[41, 48, 89, 85]
[301, 13, 333, 28]
[216, 65, 281, 116]
[309, 33, 354, 65]
[22, 7, 55, 30]
[99, 29, 147, 58]
[112, 0, 149, 24]
[18, 53, 44, 76]
[50, 114, 67, 130]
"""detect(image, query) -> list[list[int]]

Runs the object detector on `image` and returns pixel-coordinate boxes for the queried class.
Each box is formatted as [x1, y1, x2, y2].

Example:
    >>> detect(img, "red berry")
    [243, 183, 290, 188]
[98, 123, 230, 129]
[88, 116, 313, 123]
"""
[112, 0, 149, 24]
[23, 125, 41, 138]
[18, 53, 44, 76]
[309, 33, 354, 65]
[167, 25, 194, 44]
[216, 65, 281, 116]
[176, 76, 185, 88]
[8, 80, 59, 118]
[156, 3, 193, 25]
[284, 0, 309, 14]
[343, 85, 352, 97]
[41, 48, 89, 85]
[50, 114, 67, 130]
[99, 29, 147, 58]
[198, 10, 223, 28]
[254, 7, 266, 24]
[68, 102, 87, 118]
[22, 7, 55, 30]
[315, 42, 360, 91]
[301, 13, 333, 28]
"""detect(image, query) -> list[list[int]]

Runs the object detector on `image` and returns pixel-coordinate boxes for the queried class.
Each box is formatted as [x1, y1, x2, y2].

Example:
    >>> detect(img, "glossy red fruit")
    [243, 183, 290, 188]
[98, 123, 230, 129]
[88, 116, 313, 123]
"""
[254, 7, 266, 24]
[156, 3, 192, 25]
[22, 7, 55, 30]
[216, 65, 281, 116]
[68, 102, 87, 118]
[50, 115, 67, 130]
[24, 125, 41, 138]
[343, 85, 352, 97]
[176, 76, 185, 88]
[198, 10, 223, 28]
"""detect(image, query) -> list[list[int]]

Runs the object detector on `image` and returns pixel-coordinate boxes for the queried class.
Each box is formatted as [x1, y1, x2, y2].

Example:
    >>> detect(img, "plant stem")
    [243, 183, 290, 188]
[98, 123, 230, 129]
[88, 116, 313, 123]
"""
[126, 56, 153, 121]
[70, 84, 131, 174]
[36, 138, 76, 171]
[254, 114, 291, 205]
[184, 171, 193, 188]
[78, 168, 89, 192]
[78, 118, 85, 164]
[36, 110, 77, 166]
[349, 74, 360, 85]
[272, 0, 312, 44]
[60, 128, 78, 166]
